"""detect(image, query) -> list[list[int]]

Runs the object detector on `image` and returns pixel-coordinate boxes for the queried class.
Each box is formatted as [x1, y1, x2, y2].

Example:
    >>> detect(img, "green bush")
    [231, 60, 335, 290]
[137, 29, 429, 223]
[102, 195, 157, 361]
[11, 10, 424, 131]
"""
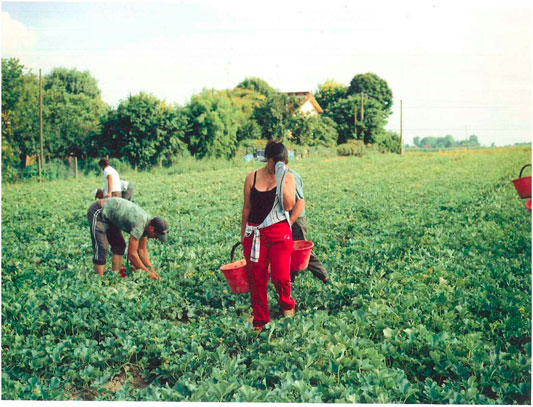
[336, 139, 366, 156]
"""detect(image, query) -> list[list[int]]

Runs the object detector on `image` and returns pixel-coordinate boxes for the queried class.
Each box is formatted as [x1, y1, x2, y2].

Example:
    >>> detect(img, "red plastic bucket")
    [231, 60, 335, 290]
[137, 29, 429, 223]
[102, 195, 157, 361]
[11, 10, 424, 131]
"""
[525, 199, 531, 212]
[290, 240, 314, 271]
[512, 164, 531, 199]
[220, 243, 249, 294]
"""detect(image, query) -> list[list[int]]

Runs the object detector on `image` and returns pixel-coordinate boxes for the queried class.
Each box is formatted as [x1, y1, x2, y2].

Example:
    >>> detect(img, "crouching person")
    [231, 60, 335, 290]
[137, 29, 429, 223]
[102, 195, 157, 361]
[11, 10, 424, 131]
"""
[94, 180, 134, 201]
[87, 197, 168, 279]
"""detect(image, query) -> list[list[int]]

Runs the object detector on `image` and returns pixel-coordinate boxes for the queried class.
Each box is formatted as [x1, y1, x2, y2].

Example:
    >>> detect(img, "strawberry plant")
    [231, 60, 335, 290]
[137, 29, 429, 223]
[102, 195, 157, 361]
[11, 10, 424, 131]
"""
[2, 146, 530, 403]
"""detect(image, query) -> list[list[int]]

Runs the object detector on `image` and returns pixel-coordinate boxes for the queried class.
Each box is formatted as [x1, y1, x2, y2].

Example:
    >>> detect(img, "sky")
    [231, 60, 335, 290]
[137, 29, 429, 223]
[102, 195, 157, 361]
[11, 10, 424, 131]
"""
[1, 0, 532, 146]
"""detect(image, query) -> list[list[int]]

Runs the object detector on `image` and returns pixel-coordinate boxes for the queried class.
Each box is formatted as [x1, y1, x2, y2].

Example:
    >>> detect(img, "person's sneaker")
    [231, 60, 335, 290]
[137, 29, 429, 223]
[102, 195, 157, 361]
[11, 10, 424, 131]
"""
[282, 309, 295, 318]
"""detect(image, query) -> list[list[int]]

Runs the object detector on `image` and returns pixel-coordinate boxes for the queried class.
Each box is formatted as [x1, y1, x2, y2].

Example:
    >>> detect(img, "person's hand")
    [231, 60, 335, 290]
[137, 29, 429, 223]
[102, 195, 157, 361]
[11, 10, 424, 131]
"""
[147, 271, 159, 280]
[106, 193, 112, 198]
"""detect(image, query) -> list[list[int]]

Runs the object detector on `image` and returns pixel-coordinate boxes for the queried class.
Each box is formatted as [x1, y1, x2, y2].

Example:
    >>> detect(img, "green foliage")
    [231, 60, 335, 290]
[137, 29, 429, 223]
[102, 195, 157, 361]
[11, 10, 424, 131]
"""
[1, 58, 40, 159]
[235, 77, 275, 97]
[222, 88, 265, 142]
[253, 93, 295, 140]
[237, 119, 262, 141]
[2, 147, 530, 402]
[347, 72, 394, 116]
[314, 80, 348, 112]
[371, 130, 401, 154]
[414, 135, 481, 149]
[96, 92, 188, 169]
[43, 67, 108, 158]
[336, 139, 366, 156]
[354, 96, 388, 144]
[288, 113, 337, 147]
[321, 95, 358, 144]
[185, 89, 241, 159]
[2, 58, 25, 114]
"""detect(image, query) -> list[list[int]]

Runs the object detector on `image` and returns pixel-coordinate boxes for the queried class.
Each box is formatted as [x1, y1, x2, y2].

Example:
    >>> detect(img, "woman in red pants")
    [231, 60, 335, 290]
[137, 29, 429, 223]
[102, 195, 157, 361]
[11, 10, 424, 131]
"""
[241, 141, 296, 331]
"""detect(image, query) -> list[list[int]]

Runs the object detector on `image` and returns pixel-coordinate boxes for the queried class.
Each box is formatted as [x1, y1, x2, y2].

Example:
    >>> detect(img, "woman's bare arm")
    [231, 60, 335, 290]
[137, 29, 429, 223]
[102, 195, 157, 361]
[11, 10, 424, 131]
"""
[290, 198, 305, 224]
[282, 172, 296, 211]
[241, 172, 253, 242]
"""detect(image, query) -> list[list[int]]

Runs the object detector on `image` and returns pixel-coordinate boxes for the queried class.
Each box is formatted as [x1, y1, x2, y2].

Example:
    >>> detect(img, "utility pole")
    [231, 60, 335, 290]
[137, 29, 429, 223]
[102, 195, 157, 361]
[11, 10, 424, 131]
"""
[400, 99, 403, 155]
[360, 92, 364, 121]
[39, 68, 44, 183]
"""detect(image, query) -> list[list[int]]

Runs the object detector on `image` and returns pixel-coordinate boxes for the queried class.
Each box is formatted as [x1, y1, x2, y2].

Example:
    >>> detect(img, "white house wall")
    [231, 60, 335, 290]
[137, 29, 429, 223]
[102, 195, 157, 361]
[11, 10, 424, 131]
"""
[299, 100, 318, 116]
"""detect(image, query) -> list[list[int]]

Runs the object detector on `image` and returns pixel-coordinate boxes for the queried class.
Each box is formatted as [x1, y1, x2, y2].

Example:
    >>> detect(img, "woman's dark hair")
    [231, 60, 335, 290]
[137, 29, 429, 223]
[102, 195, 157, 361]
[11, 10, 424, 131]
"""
[98, 158, 110, 168]
[264, 141, 288, 164]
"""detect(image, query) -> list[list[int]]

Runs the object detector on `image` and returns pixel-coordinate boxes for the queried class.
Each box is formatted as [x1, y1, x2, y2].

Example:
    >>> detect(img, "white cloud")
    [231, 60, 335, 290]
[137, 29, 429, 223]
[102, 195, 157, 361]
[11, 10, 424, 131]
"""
[2, 11, 37, 56]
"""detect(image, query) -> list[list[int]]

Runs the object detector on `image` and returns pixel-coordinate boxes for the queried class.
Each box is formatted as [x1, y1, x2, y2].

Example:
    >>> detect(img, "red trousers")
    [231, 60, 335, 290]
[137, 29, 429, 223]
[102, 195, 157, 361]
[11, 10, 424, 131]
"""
[243, 221, 295, 328]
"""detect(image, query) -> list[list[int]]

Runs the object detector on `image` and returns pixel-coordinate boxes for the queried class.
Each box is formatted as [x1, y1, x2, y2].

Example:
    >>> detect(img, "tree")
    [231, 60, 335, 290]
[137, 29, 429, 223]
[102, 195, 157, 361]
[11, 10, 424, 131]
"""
[320, 95, 358, 144]
[1, 58, 40, 161]
[354, 96, 388, 144]
[288, 113, 337, 147]
[314, 80, 347, 112]
[96, 92, 188, 169]
[443, 134, 455, 148]
[347, 73, 393, 117]
[185, 89, 241, 158]
[253, 93, 296, 140]
[236, 77, 275, 97]
[43, 67, 107, 158]
[223, 87, 265, 141]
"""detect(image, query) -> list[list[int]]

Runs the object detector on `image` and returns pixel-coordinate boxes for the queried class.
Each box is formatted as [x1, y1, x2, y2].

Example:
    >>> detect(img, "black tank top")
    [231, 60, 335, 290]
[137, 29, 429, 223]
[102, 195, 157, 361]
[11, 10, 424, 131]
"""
[248, 171, 276, 224]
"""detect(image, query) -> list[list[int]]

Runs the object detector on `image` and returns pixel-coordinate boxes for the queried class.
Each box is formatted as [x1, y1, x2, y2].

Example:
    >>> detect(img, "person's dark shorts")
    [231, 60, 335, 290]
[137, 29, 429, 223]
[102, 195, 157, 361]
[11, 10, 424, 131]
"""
[121, 183, 134, 201]
[87, 201, 126, 265]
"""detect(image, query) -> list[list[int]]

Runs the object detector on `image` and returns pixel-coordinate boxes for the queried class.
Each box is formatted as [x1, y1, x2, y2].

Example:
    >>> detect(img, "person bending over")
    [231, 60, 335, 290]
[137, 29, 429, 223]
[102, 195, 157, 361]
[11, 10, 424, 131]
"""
[87, 197, 168, 279]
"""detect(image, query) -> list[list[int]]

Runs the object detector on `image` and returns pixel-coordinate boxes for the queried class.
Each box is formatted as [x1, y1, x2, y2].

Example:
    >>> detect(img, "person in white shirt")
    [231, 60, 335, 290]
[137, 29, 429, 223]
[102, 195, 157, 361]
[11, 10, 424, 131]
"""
[94, 180, 134, 201]
[98, 158, 122, 198]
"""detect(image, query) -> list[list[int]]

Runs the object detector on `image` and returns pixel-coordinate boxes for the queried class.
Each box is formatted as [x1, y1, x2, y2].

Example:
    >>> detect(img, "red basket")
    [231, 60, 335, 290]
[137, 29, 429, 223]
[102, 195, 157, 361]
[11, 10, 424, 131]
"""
[525, 199, 531, 213]
[512, 164, 531, 199]
[290, 240, 314, 271]
[220, 242, 249, 294]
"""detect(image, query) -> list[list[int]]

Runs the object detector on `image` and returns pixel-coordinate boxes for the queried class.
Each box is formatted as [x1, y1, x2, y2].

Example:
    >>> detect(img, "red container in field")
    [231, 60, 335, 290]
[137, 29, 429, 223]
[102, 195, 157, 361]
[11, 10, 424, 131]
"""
[220, 243, 249, 294]
[118, 265, 136, 278]
[512, 164, 531, 199]
[290, 240, 314, 271]
[525, 199, 531, 212]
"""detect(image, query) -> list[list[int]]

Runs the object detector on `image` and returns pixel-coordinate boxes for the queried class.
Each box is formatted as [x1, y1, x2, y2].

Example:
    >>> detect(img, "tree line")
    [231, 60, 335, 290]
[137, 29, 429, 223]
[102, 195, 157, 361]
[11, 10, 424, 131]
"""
[2, 58, 400, 175]
[411, 135, 481, 149]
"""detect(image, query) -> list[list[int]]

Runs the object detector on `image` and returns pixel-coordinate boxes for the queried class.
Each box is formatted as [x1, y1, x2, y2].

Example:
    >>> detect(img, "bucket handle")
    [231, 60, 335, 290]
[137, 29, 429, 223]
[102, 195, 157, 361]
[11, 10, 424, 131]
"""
[519, 164, 531, 178]
[230, 242, 242, 263]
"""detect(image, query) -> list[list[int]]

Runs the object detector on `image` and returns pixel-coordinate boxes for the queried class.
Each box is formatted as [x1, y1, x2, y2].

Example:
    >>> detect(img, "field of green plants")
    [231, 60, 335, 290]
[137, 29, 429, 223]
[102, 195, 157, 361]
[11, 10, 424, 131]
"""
[2, 147, 531, 403]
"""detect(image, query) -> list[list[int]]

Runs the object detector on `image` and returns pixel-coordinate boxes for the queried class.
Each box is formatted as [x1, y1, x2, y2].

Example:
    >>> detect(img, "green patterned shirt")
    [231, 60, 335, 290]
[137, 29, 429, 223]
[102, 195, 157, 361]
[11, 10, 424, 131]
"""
[102, 198, 151, 240]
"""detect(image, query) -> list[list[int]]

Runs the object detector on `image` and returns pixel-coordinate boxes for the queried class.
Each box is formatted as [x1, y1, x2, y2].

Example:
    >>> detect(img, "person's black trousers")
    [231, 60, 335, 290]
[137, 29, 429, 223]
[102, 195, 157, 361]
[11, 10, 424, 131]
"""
[291, 217, 328, 283]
